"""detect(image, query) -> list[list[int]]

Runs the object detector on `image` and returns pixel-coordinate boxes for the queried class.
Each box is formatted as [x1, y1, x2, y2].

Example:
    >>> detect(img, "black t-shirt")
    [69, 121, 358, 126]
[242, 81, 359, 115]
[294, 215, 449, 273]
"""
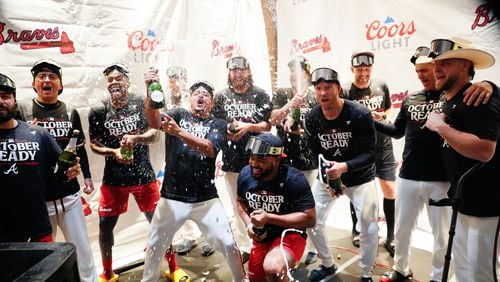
[88, 94, 155, 186]
[375, 90, 448, 181]
[0, 121, 60, 241]
[304, 100, 376, 187]
[343, 79, 392, 147]
[272, 88, 317, 170]
[161, 107, 227, 203]
[440, 83, 500, 217]
[237, 164, 315, 242]
[213, 86, 272, 172]
[16, 99, 91, 200]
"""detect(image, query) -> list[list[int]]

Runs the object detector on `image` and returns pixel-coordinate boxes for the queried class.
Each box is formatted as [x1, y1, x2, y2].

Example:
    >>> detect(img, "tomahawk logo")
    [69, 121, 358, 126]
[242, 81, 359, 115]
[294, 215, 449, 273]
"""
[3, 163, 19, 175]
[0, 22, 75, 54]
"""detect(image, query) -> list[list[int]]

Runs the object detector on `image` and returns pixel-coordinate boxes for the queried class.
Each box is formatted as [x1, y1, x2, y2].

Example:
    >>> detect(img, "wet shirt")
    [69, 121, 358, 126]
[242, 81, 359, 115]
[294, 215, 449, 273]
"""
[16, 99, 91, 201]
[213, 86, 272, 172]
[88, 94, 155, 187]
[237, 165, 315, 242]
[161, 107, 227, 203]
[440, 83, 500, 217]
[343, 79, 392, 147]
[0, 121, 60, 241]
[304, 100, 376, 187]
[272, 88, 317, 170]
[375, 90, 448, 181]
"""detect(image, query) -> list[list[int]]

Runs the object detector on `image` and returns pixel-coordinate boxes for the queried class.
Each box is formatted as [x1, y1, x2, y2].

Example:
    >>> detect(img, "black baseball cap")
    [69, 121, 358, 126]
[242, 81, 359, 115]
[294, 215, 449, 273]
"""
[31, 59, 62, 80]
[189, 80, 215, 97]
[245, 133, 285, 157]
[0, 73, 16, 96]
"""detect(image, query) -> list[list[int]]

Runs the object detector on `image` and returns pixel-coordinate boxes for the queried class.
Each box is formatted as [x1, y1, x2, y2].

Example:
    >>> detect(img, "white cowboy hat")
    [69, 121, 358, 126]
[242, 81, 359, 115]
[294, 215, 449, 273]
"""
[430, 39, 495, 70]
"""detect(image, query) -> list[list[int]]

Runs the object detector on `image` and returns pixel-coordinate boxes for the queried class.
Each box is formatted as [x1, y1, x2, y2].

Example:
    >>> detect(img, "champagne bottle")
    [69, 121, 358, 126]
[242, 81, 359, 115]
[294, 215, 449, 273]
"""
[149, 81, 165, 109]
[227, 118, 239, 133]
[120, 145, 134, 161]
[252, 225, 267, 238]
[290, 108, 301, 130]
[55, 129, 79, 179]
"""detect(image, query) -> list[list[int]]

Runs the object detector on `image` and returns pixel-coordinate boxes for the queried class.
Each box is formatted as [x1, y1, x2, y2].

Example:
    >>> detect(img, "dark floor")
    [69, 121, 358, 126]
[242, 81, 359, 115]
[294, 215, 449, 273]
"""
[115, 226, 451, 281]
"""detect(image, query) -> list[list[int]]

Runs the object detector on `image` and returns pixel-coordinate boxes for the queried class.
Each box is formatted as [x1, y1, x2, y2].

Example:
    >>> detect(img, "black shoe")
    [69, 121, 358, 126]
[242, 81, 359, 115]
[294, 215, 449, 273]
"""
[361, 278, 373, 282]
[384, 239, 395, 257]
[241, 251, 250, 264]
[352, 231, 360, 248]
[310, 264, 337, 282]
[201, 242, 215, 256]
[174, 239, 197, 256]
[380, 270, 413, 282]
[304, 251, 318, 265]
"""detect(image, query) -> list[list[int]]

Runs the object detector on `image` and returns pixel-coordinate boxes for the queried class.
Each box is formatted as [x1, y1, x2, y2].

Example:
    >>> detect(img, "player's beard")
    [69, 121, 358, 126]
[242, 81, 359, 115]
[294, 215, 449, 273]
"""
[0, 103, 16, 122]
[251, 167, 273, 180]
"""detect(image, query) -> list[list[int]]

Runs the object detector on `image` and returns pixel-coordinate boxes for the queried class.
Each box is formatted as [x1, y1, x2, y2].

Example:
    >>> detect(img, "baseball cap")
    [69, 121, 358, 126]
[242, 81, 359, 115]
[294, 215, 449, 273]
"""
[245, 133, 285, 157]
[227, 56, 250, 70]
[0, 73, 16, 96]
[167, 66, 187, 80]
[288, 56, 311, 74]
[103, 63, 129, 77]
[189, 80, 215, 97]
[31, 59, 62, 80]
[351, 51, 374, 67]
[310, 68, 340, 85]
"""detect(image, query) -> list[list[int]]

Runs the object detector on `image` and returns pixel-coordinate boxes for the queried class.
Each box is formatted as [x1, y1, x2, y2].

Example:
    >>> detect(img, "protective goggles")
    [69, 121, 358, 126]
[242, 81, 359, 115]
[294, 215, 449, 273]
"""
[189, 80, 215, 96]
[288, 56, 311, 74]
[410, 46, 431, 64]
[245, 136, 284, 157]
[31, 59, 62, 78]
[310, 68, 339, 85]
[103, 63, 129, 77]
[0, 73, 16, 93]
[430, 39, 462, 58]
[227, 56, 249, 70]
[351, 54, 374, 67]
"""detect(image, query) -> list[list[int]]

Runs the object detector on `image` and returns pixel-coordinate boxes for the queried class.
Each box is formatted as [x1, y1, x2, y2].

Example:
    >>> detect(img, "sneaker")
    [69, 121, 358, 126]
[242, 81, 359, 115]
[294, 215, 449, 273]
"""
[304, 251, 318, 265]
[165, 268, 190, 282]
[201, 242, 215, 256]
[352, 231, 360, 248]
[310, 264, 337, 282]
[380, 270, 413, 282]
[173, 239, 197, 256]
[384, 239, 395, 257]
[98, 273, 119, 282]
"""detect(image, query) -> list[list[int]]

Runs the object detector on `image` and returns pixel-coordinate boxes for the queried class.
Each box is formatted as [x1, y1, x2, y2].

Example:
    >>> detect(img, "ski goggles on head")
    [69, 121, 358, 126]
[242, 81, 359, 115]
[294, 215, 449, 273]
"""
[410, 46, 431, 64]
[189, 80, 215, 96]
[351, 54, 374, 67]
[245, 136, 284, 157]
[430, 39, 462, 58]
[288, 56, 311, 74]
[103, 63, 129, 77]
[227, 56, 250, 70]
[0, 73, 16, 94]
[310, 68, 339, 85]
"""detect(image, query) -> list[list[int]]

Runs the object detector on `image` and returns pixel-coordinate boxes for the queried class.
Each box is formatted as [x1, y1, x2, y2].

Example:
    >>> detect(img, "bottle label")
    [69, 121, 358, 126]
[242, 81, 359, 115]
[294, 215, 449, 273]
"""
[150, 90, 164, 102]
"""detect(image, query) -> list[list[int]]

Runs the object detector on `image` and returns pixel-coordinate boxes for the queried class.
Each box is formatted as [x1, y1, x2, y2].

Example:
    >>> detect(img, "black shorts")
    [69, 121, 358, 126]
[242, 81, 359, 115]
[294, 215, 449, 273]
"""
[375, 146, 396, 181]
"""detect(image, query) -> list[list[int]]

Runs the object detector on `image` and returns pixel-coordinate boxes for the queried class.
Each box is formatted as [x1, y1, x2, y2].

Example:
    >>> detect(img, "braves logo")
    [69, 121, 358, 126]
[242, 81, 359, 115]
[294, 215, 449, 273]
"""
[3, 163, 19, 175]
